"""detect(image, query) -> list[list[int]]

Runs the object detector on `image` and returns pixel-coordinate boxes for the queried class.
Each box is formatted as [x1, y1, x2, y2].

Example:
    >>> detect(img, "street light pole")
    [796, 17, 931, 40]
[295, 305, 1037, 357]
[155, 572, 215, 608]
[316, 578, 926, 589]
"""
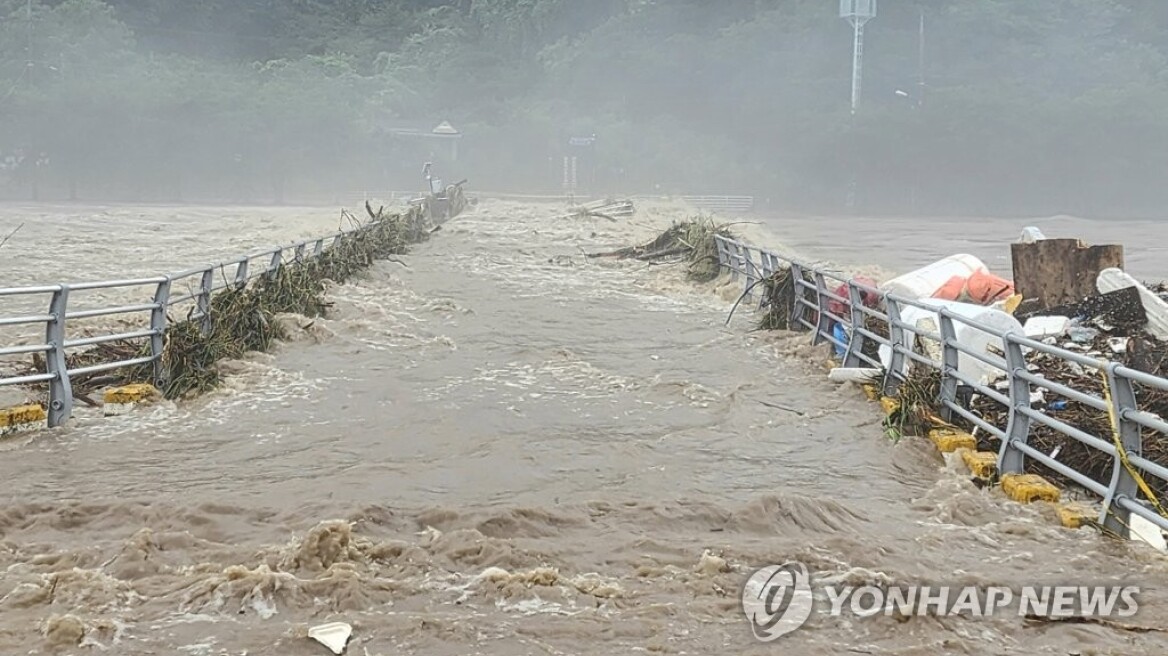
[917, 10, 926, 110]
[841, 1, 876, 115]
[840, 1, 877, 209]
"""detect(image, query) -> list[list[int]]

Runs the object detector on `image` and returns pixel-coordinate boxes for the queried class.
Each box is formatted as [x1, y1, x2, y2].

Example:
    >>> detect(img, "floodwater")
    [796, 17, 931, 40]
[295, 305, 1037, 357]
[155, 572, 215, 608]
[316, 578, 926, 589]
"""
[0, 201, 1167, 655]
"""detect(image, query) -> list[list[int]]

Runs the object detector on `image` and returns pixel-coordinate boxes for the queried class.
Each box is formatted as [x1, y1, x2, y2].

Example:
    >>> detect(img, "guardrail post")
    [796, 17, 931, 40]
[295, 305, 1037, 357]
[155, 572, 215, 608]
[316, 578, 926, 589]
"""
[234, 257, 249, 288]
[758, 252, 776, 309]
[811, 271, 831, 346]
[843, 282, 868, 367]
[45, 285, 73, 428]
[151, 277, 171, 386]
[882, 297, 906, 396]
[268, 250, 283, 278]
[728, 243, 741, 281]
[714, 236, 729, 273]
[314, 239, 325, 257]
[999, 332, 1033, 475]
[788, 262, 809, 332]
[295, 242, 306, 261]
[1101, 363, 1142, 535]
[198, 267, 214, 335]
[742, 249, 759, 301]
[937, 310, 961, 421]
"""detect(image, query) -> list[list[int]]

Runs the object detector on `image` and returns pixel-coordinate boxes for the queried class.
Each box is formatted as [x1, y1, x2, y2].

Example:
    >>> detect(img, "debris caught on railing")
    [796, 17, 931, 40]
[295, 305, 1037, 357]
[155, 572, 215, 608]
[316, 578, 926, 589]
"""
[586, 218, 732, 282]
[708, 230, 1168, 520]
[879, 299, 1023, 386]
[757, 268, 799, 331]
[7, 203, 442, 408]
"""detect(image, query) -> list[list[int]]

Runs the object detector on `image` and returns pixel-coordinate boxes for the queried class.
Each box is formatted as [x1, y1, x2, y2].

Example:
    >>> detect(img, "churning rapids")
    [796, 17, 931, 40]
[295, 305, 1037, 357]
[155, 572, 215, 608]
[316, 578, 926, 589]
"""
[1, 201, 1167, 655]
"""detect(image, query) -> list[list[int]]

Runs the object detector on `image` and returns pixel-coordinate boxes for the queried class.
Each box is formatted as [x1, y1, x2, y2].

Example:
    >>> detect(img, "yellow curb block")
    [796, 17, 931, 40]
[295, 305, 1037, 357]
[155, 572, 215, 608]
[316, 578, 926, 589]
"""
[1001, 473, 1061, 504]
[1057, 503, 1095, 529]
[861, 384, 879, 401]
[928, 428, 977, 453]
[0, 404, 47, 436]
[104, 383, 159, 404]
[880, 397, 900, 416]
[961, 451, 998, 479]
[103, 384, 161, 416]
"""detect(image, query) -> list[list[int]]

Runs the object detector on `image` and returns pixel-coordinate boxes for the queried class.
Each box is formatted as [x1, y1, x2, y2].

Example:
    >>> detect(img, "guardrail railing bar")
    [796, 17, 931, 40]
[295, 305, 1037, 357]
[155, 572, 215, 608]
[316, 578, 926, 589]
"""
[0, 314, 55, 327]
[71, 355, 156, 378]
[45, 285, 72, 427]
[0, 343, 51, 357]
[1116, 496, 1168, 534]
[1000, 332, 1033, 475]
[68, 277, 167, 292]
[65, 304, 159, 321]
[0, 372, 56, 387]
[0, 285, 64, 296]
[64, 329, 156, 350]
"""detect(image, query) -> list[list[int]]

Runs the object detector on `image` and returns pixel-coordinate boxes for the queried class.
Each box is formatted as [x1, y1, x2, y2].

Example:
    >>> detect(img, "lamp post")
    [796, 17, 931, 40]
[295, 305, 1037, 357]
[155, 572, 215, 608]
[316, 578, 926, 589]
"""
[840, 1, 876, 209]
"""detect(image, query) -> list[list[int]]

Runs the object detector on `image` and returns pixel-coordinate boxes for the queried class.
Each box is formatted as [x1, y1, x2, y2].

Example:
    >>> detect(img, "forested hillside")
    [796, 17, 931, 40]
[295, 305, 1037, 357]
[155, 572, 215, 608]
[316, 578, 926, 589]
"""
[2, 0, 1168, 216]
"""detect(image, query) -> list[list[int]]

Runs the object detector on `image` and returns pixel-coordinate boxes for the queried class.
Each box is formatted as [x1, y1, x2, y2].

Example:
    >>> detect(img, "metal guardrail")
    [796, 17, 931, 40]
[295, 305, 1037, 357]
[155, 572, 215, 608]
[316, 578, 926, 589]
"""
[626, 194, 755, 214]
[682, 195, 755, 213]
[0, 222, 383, 427]
[714, 234, 1168, 539]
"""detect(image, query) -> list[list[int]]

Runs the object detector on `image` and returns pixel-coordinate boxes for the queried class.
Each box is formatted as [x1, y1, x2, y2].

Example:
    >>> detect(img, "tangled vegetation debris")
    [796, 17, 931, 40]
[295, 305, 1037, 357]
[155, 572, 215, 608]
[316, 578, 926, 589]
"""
[20, 205, 431, 402]
[587, 217, 733, 282]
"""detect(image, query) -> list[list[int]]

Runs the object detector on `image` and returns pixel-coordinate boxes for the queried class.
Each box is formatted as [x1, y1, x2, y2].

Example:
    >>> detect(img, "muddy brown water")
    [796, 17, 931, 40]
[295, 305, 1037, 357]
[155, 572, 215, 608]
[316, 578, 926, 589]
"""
[0, 201, 1167, 655]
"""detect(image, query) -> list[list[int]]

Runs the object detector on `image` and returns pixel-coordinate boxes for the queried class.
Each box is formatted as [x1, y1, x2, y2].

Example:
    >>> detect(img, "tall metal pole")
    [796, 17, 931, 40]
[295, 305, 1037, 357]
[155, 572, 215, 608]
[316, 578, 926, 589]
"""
[850, 18, 865, 115]
[27, 0, 34, 80]
[846, 14, 869, 207]
[917, 11, 925, 110]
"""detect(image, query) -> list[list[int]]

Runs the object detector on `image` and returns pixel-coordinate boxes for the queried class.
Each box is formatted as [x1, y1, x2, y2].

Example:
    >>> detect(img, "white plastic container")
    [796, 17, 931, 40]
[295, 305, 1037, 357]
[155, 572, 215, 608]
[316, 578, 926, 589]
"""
[1023, 315, 1070, 339]
[827, 367, 882, 384]
[879, 299, 1023, 385]
[879, 254, 988, 301]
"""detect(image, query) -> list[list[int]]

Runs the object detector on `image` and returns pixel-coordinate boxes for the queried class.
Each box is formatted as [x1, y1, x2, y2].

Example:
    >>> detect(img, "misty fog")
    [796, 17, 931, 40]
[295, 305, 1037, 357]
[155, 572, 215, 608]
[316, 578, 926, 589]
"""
[2, 0, 1167, 217]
